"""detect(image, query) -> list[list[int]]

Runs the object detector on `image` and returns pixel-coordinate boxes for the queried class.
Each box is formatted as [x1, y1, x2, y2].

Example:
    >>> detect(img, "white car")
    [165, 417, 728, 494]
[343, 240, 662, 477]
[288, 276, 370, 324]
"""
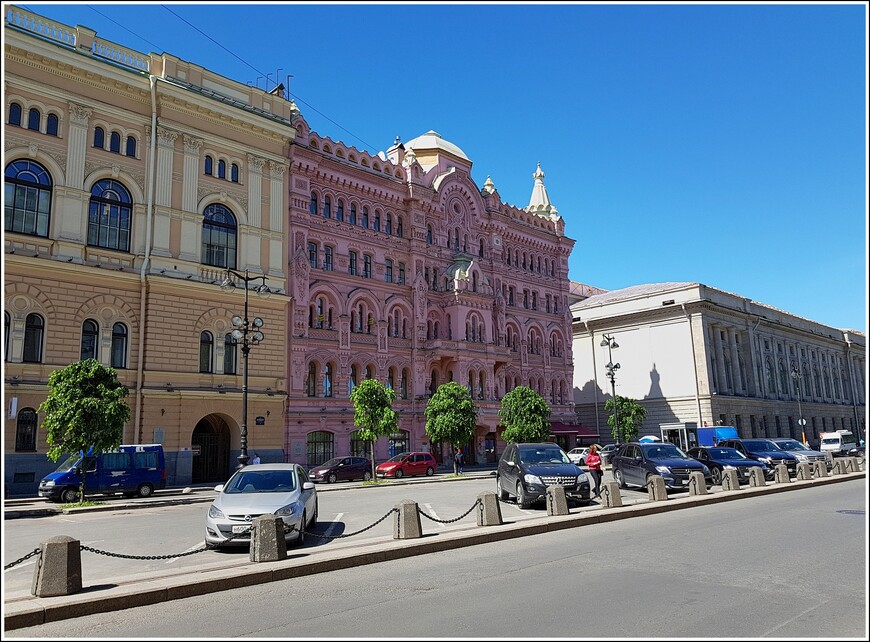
[566, 447, 590, 466]
[205, 463, 318, 549]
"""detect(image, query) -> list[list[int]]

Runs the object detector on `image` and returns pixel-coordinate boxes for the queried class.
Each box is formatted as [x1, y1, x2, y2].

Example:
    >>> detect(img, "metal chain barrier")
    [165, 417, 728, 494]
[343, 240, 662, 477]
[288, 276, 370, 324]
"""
[417, 498, 481, 524]
[301, 507, 398, 540]
[4, 548, 41, 570]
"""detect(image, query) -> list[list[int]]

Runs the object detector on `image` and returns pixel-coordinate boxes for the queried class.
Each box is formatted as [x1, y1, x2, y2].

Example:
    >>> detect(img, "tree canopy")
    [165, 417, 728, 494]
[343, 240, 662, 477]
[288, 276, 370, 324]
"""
[349, 378, 398, 479]
[424, 381, 477, 473]
[498, 385, 551, 444]
[606, 395, 647, 443]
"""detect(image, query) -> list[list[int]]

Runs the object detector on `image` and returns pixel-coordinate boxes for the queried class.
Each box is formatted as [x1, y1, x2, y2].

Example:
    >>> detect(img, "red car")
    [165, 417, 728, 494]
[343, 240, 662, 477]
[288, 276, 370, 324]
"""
[375, 452, 437, 478]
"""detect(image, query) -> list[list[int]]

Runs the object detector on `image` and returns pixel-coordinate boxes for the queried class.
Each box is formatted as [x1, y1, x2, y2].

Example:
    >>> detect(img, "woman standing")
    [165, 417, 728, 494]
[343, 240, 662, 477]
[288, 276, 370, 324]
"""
[586, 444, 603, 499]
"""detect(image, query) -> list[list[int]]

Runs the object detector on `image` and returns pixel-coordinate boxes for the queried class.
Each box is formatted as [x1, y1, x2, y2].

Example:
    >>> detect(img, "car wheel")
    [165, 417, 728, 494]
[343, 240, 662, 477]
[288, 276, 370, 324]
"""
[497, 477, 509, 501]
[579, 457, 586, 466]
[327, 473, 337, 484]
[363, 471, 372, 482]
[137, 483, 154, 498]
[516, 482, 532, 509]
[614, 469, 627, 489]
[296, 511, 306, 545]
[60, 487, 79, 503]
[426, 466, 434, 476]
[711, 467, 723, 485]
[395, 469, 404, 479]
[310, 500, 318, 527]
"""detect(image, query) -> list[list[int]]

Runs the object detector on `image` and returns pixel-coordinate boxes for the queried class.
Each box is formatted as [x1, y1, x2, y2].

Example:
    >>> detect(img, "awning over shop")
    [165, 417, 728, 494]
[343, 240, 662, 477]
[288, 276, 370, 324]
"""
[550, 422, 599, 438]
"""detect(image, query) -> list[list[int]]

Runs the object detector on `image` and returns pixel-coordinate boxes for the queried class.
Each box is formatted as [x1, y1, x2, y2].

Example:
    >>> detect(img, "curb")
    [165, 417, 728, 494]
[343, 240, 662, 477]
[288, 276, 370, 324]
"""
[4, 471, 864, 631]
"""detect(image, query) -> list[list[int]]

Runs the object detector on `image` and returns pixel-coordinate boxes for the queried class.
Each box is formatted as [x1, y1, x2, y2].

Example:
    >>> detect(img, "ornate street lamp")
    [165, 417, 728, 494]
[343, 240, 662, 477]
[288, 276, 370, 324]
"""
[601, 334, 621, 444]
[220, 268, 270, 468]
[791, 366, 807, 445]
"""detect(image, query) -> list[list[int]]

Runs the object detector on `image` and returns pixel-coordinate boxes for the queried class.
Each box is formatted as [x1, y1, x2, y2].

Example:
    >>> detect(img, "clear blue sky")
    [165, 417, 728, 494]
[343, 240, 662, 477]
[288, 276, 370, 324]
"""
[16, 2, 868, 332]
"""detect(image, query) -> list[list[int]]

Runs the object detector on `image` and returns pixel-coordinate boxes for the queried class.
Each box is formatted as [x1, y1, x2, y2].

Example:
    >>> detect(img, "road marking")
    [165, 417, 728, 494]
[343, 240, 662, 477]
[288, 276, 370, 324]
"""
[166, 543, 203, 564]
[424, 503, 447, 528]
[323, 513, 344, 537]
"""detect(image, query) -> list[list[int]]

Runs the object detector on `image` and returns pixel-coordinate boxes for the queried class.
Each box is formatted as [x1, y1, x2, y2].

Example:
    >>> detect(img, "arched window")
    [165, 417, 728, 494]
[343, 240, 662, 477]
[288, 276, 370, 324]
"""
[323, 195, 331, 218]
[88, 179, 132, 252]
[204, 155, 213, 175]
[426, 225, 433, 244]
[397, 217, 404, 237]
[350, 430, 367, 457]
[15, 408, 38, 452]
[109, 131, 121, 153]
[324, 246, 333, 271]
[46, 113, 59, 136]
[23, 313, 44, 363]
[217, 159, 226, 179]
[111, 323, 128, 369]
[81, 319, 99, 360]
[199, 331, 214, 373]
[201, 203, 237, 269]
[125, 136, 136, 157]
[4, 312, 9, 361]
[309, 192, 318, 215]
[223, 332, 237, 374]
[336, 200, 344, 221]
[27, 108, 40, 131]
[349, 203, 357, 225]
[230, 163, 239, 183]
[374, 210, 381, 231]
[323, 363, 333, 397]
[8, 102, 22, 126]
[400, 369, 409, 399]
[362, 206, 369, 228]
[307, 362, 317, 396]
[386, 214, 393, 235]
[5, 159, 52, 237]
[93, 126, 105, 148]
[307, 431, 334, 467]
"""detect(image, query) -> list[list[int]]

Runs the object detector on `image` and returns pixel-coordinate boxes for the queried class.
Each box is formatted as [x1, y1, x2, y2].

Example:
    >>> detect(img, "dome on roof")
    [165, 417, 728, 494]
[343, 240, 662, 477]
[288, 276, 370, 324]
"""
[404, 130, 469, 161]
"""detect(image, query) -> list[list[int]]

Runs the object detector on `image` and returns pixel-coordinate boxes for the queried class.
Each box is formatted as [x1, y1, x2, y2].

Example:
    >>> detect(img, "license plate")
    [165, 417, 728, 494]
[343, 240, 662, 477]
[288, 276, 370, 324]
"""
[232, 525, 251, 534]
[681, 478, 688, 485]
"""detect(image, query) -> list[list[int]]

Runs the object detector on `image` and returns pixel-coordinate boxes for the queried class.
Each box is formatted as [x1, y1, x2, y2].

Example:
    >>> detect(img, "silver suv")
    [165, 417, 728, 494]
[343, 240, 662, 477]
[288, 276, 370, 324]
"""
[768, 438, 832, 471]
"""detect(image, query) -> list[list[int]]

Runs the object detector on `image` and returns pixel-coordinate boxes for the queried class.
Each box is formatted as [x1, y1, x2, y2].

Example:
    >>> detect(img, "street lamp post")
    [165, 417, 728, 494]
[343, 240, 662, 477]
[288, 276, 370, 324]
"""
[601, 334, 621, 444]
[791, 366, 807, 445]
[221, 268, 270, 468]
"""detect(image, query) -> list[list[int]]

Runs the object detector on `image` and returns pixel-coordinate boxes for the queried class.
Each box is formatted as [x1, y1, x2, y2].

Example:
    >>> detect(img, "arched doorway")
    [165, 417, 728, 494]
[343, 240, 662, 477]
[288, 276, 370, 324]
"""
[191, 415, 231, 483]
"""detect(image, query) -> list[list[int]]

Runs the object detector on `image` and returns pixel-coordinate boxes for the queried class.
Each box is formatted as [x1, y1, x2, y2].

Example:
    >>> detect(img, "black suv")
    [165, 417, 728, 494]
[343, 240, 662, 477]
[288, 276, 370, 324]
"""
[610, 442, 712, 490]
[496, 443, 590, 508]
[717, 438, 799, 478]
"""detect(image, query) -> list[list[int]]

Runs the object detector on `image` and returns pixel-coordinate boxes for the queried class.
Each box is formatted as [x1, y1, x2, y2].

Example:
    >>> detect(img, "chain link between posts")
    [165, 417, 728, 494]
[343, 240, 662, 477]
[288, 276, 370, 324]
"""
[417, 498, 481, 524]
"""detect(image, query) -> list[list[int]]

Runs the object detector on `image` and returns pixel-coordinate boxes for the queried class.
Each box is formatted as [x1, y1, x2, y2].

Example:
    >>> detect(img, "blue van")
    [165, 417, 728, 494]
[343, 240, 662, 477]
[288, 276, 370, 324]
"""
[38, 444, 166, 503]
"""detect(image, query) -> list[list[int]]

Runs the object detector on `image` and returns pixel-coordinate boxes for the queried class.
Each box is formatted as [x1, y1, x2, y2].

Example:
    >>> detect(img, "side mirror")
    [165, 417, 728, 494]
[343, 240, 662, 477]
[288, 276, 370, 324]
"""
[505, 460, 516, 467]
[214, 484, 224, 492]
[302, 481, 315, 491]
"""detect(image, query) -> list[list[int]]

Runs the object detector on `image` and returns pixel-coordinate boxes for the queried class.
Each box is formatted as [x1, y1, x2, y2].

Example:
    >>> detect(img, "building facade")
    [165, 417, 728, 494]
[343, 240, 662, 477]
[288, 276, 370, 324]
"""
[570, 282, 866, 450]
[3, 6, 579, 494]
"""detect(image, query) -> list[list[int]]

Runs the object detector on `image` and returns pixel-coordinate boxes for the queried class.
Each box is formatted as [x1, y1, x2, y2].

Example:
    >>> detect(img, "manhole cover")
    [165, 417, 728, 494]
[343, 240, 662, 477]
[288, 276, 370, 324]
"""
[836, 509, 865, 515]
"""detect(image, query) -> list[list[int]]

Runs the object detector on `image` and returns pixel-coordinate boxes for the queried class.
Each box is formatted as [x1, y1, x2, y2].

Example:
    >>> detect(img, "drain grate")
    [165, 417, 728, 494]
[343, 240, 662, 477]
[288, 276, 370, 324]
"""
[836, 509, 865, 515]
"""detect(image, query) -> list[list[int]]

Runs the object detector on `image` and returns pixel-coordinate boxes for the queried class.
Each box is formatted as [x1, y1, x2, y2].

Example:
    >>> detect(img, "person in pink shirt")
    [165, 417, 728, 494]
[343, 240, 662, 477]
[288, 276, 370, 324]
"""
[585, 444, 603, 499]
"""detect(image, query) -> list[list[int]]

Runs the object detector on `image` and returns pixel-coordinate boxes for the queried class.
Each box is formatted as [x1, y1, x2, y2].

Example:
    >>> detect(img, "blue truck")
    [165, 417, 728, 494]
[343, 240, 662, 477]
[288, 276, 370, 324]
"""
[697, 426, 739, 447]
[38, 444, 166, 503]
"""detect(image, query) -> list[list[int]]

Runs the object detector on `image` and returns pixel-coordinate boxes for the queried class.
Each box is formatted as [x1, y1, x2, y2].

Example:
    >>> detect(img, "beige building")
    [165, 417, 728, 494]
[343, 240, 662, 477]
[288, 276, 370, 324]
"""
[4, 6, 294, 494]
[571, 282, 866, 450]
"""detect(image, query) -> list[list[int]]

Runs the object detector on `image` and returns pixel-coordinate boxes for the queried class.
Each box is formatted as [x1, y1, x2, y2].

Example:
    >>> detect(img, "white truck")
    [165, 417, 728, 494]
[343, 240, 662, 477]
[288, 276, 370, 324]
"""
[819, 430, 860, 458]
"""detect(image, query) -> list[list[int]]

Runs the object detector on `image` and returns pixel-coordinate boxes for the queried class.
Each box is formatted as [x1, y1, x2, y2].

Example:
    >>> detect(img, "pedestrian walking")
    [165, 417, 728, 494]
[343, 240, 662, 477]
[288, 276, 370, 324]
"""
[454, 447, 464, 474]
[586, 444, 602, 499]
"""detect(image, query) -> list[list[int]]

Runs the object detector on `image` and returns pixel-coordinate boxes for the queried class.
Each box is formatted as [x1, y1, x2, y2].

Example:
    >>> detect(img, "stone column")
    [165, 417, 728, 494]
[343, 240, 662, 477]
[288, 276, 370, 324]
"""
[151, 126, 176, 257]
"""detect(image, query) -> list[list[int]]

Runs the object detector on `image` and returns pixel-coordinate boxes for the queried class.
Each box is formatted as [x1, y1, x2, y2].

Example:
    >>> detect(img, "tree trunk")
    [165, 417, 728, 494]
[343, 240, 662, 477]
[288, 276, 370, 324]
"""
[370, 439, 377, 480]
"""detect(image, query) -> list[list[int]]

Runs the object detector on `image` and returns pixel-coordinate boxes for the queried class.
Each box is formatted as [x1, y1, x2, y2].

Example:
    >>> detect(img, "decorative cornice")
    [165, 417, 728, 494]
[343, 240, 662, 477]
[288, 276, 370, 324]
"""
[68, 102, 92, 126]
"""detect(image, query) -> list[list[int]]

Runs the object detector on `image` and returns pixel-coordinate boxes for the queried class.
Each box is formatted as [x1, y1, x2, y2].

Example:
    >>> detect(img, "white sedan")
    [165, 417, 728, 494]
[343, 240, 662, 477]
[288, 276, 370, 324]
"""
[566, 447, 591, 466]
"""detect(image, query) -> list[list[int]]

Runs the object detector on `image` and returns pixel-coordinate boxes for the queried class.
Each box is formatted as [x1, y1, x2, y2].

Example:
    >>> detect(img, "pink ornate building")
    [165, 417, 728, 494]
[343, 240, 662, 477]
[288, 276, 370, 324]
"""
[286, 121, 578, 466]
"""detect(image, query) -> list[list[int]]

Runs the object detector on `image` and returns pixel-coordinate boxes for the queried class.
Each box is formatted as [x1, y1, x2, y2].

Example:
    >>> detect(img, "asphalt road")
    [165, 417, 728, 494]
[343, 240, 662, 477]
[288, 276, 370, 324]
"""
[6, 479, 865, 638]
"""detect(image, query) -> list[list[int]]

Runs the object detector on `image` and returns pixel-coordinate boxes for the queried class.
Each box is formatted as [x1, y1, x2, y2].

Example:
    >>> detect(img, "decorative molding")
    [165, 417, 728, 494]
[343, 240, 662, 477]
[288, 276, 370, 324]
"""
[269, 160, 287, 179]
[68, 102, 92, 126]
[183, 135, 203, 154]
[156, 127, 178, 148]
[247, 155, 265, 173]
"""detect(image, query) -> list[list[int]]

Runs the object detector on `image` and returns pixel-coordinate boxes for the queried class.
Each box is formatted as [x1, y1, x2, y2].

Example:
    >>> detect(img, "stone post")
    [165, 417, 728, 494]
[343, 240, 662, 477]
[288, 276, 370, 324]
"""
[813, 461, 828, 478]
[749, 467, 766, 487]
[545, 485, 569, 516]
[249, 514, 287, 562]
[32, 535, 82, 597]
[774, 464, 791, 484]
[688, 471, 708, 495]
[394, 499, 422, 539]
[647, 475, 667, 501]
[721, 469, 740, 491]
[476, 491, 503, 526]
[601, 480, 623, 508]
[796, 462, 813, 481]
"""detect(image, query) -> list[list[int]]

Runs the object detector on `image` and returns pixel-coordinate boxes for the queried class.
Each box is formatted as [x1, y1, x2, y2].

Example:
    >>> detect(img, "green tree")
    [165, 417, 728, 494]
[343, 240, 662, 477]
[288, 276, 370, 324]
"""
[38, 359, 130, 503]
[349, 378, 398, 480]
[498, 385, 551, 444]
[424, 382, 477, 474]
[606, 395, 647, 443]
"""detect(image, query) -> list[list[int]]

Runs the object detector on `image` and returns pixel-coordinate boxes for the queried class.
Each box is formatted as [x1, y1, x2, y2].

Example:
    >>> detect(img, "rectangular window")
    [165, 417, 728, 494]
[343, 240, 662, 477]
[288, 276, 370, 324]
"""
[324, 247, 333, 271]
[349, 251, 357, 276]
[398, 263, 406, 285]
[308, 242, 318, 269]
[363, 255, 372, 278]
[385, 259, 393, 283]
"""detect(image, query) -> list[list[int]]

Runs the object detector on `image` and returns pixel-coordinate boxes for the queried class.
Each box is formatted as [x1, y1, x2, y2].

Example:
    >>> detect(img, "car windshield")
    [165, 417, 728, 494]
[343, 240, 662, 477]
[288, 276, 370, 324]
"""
[53, 455, 81, 472]
[744, 439, 778, 451]
[643, 444, 689, 459]
[777, 440, 807, 451]
[518, 447, 570, 464]
[385, 453, 408, 463]
[223, 469, 296, 493]
[318, 458, 342, 468]
[708, 447, 747, 459]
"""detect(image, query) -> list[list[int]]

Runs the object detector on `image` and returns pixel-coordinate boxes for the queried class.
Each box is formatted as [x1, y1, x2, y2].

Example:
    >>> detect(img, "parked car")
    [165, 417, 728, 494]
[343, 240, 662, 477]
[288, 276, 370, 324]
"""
[599, 444, 620, 466]
[205, 463, 317, 549]
[687, 446, 769, 485]
[768, 438, 832, 470]
[308, 456, 373, 483]
[375, 452, 437, 479]
[496, 442, 590, 508]
[610, 442, 712, 490]
[717, 438, 799, 478]
[566, 447, 591, 466]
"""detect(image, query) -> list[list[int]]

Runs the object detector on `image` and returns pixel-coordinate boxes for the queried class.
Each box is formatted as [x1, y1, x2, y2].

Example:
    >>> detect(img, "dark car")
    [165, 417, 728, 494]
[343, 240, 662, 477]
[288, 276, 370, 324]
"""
[496, 443, 590, 508]
[308, 456, 372, 483]
[687, 446, 769, 485]
[717, 438, 799, 478]
[611, 442, 712, 490]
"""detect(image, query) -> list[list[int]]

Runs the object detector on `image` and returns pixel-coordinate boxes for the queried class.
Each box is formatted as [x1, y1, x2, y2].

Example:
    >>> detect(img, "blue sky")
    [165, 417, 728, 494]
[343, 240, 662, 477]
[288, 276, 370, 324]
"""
[15, 2, 868, 332]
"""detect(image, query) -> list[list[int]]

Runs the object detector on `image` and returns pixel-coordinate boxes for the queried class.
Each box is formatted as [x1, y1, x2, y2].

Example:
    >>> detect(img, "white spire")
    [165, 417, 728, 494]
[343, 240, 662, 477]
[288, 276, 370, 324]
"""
[526, 162, 558, 219]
